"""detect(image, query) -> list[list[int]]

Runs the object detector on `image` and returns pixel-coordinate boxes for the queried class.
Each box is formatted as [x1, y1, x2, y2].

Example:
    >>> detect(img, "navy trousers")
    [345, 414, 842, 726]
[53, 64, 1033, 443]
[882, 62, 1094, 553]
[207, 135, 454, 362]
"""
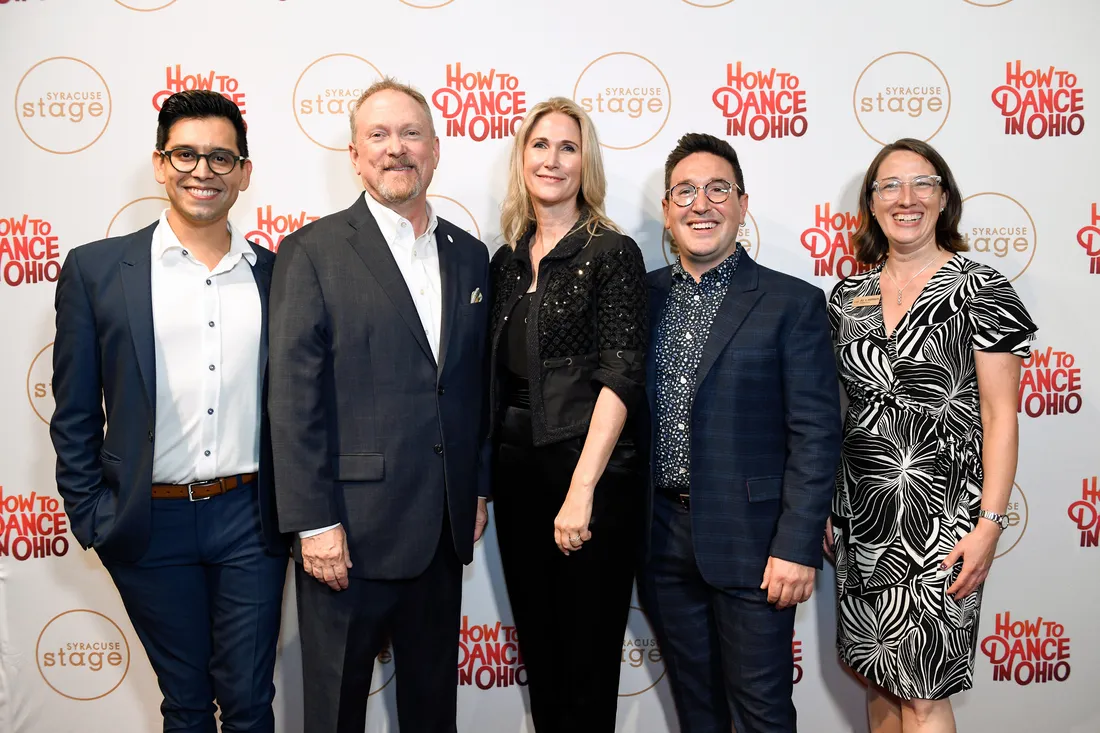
[103, 482, 287, 733]
[639, 494, 797, 733]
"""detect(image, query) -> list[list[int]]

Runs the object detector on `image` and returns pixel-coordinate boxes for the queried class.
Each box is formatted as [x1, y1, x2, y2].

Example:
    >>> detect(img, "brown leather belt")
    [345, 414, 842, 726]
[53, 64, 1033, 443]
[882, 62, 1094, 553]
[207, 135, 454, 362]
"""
[151, 472, 257, 501]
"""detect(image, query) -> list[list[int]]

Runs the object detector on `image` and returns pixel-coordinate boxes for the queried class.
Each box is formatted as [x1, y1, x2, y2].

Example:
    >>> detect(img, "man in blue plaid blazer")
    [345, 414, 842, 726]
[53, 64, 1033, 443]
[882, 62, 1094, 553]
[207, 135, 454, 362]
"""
[639, 133, 842, 733]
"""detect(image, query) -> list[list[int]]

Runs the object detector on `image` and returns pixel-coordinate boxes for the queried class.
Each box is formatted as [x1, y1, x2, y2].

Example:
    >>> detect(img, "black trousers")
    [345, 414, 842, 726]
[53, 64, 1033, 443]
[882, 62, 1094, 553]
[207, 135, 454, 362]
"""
[639, 494, 797, 733]
[493, 403, 643, 732]
[295, 516, 462, 733]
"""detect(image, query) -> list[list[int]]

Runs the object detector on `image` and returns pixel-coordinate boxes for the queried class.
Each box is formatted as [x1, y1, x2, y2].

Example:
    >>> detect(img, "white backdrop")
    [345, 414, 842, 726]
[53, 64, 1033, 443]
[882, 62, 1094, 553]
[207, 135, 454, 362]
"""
[2, 1, 1099, 732]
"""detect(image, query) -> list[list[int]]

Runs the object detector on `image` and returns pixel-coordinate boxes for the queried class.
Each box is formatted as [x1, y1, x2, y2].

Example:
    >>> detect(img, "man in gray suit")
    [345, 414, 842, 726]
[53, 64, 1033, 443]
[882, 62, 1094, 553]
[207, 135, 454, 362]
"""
[268, 78, 491, 733]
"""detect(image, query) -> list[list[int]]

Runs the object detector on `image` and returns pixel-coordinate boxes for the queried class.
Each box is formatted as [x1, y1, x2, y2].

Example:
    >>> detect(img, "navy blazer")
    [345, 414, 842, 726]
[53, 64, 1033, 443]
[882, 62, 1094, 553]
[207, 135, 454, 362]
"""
[268, 195, 491, 580]
[645, 254, 841, 588]
[50, 221, 286, 563]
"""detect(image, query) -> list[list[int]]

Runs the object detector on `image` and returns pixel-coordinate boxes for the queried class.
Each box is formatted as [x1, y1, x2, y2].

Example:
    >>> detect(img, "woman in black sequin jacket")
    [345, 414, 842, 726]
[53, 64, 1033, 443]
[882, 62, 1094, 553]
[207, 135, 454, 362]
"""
[488, 97, 648, 732]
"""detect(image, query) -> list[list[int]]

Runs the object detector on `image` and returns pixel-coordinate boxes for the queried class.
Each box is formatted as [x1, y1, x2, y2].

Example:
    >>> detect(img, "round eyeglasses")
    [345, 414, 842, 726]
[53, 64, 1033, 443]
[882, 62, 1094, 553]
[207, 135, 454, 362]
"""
[158, 147, 247, 175]
[667, 180, 741, 208]
[872, 175, 942, 202]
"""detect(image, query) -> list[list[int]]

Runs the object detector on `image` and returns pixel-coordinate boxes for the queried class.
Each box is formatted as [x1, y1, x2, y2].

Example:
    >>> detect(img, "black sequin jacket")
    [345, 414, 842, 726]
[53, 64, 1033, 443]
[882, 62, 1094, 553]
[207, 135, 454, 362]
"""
[489, 222, 648, 446]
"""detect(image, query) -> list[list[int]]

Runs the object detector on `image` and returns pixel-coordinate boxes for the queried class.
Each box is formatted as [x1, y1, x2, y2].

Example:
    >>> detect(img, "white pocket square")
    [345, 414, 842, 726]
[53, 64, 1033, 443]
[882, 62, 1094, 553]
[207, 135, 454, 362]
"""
[470, 287, 483, 304]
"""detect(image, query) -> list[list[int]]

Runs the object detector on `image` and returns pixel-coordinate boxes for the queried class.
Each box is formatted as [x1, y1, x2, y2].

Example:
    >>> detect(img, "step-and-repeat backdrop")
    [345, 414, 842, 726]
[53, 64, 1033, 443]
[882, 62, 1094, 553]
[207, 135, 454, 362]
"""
[2, 1, 1098, 731]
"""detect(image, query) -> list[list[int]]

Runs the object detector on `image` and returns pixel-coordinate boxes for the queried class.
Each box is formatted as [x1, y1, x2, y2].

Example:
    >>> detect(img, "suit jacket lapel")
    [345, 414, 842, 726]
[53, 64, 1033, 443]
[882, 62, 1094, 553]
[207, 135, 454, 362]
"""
[119, 224, 158, 408]
[249, 245, 273, 368]
[344, 196, 437, 367]
[694, 254, 762, 393]
[436, 223, 462, 376]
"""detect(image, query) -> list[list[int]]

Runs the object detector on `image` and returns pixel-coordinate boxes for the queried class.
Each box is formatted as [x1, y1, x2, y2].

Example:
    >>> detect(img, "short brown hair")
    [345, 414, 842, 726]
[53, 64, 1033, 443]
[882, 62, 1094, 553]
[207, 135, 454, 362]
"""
[348, 77, 435, 142]
[852, 138, 967, 265]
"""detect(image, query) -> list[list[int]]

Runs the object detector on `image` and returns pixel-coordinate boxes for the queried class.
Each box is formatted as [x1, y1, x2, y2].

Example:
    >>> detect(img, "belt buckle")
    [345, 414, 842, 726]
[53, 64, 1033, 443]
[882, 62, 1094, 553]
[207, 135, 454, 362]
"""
[677, 493, 690, 509]
[187, 479, 218, 502]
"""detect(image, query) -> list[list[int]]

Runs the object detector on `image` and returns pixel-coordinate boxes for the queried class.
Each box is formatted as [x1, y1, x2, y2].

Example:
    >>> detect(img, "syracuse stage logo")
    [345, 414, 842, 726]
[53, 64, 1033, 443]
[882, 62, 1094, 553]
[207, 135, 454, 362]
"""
[959, 192, 1036, 282]
[456, 616, 525, 690]
[980, 612, 1070, 686]
[114, 0, 178, 9]
[431, 63, 527, 141]
[37, 610, 130, 700]
[293, 54, 383, 151]
[996, 484, 1029, 557]
[619, 606, 665, 696]
[1, 484, 70, 561]
[800, 203, 871, 280]
[853, 52, 950, 146]
[991, 61, 1084, 139]
[573, 52, 671, 150]
[27, 341, 55, 424]
[152, 65, 247, 114]
[1077, 204, 1100, 275]
[1018, 345, 1082, 418]
[244, 206, 320, 253]
[16, 57, 111, 154]
[106, 196, 169, 238]
[0, 215, 61, 287]
[1067, 476, 1100, 548]
[712, 62, 808, 140]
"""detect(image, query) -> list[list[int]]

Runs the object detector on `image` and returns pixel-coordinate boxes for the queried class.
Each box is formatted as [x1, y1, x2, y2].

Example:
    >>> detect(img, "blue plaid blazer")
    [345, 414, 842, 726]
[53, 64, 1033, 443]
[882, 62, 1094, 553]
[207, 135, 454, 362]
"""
[645, 254, 842, 588]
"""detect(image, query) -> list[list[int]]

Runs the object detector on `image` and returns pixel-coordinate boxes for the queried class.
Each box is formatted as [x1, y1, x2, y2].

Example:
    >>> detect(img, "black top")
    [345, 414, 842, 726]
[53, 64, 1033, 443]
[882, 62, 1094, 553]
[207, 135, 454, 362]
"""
[502, 291, 533, 377]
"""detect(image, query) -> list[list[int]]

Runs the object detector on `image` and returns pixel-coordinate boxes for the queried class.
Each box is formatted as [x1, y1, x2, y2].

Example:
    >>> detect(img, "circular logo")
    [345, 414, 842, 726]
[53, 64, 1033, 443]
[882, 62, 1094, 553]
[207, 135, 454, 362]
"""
[853, 52, 950, 146]
[681, 0, 736, 5]
[27, 342, 54, 425]
[963, 0, 1014, 5]
[106, 196, 170, 238]
[114, 0, 178, 9]
[996, 483, 1029, 558]
[36, 610, 130, 701]
[960, 192, 1036, 282]
[399, 0, 455, 6]
[369, 642, 396, 696]
[663, 211, 760, 265]
[293, 54, 383, 151]
[573, 53, 671, 151]
[15, 57, 112, 155]
[428, 195, 481, 241]
[619, 606, 666, 696]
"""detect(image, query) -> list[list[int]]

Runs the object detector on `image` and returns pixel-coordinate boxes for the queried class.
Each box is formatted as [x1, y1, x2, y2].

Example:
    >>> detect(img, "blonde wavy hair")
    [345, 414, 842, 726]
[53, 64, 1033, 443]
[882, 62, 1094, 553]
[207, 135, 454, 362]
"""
[499, 97, 621, 248]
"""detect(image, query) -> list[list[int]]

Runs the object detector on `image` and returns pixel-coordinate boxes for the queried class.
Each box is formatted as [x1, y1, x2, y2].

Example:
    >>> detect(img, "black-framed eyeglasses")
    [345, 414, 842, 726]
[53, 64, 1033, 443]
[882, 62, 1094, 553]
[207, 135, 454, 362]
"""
[667, 179, 741, 207]
[158, 147, 247, 175]
[871, 175, 942, 202]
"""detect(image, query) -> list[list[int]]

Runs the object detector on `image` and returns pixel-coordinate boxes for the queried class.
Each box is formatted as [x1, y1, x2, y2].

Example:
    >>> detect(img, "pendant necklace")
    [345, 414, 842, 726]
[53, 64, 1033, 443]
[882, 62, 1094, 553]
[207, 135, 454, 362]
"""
[881, 253, 940, 305]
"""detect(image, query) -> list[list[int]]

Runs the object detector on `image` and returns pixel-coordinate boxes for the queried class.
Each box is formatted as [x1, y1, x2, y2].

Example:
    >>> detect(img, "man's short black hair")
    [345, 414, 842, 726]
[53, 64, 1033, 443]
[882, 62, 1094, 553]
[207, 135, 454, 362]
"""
[156, 90, 248, 158]
[663, 132, 745, 195]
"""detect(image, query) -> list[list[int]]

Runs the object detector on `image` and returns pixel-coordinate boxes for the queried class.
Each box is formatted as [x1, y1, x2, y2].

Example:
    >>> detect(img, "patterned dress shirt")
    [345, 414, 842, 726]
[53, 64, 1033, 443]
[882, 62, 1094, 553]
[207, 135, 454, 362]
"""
[654, 246, 742, 493]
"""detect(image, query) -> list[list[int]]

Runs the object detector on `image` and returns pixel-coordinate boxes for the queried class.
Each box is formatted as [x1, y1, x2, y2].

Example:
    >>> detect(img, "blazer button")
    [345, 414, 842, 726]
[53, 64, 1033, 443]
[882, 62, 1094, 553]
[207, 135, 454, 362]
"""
[433, 444, 444, 455]
[437, 387, 445, 396]
[148, 431, 154, 442]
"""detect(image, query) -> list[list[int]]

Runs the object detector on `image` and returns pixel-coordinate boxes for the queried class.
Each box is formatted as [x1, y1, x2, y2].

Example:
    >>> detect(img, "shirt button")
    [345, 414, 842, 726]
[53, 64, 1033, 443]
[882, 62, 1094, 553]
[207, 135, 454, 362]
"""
[433, 444, 444, 455]
[207, 408, 214, 415]
[208, 321, 215, 328]
[208, 365, 216, 371]
[680, 376, 687, 384]
[204, 450, 211, 457]
[183, 250, 189, 257]
[685, 332, 693, 340]
[678, 423, 685, 430]
[205, 279, 212, 285]
[679, 467, 687, 474]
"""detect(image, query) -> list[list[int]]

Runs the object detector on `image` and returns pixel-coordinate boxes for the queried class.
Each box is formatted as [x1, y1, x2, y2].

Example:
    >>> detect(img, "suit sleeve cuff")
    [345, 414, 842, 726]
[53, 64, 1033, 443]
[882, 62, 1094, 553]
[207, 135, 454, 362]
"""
[298, 523, 341, 539]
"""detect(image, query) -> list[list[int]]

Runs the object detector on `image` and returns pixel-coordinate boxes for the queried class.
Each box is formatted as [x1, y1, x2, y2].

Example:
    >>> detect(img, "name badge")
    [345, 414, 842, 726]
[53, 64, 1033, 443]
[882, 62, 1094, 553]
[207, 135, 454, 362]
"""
[851, 295, 881, 308]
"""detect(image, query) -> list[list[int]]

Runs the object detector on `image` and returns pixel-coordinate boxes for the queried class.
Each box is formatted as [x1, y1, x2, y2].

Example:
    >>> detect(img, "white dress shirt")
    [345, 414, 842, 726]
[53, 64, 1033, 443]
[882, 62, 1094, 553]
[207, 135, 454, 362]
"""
[300, 192, 442, 539]
[149, 211, 263, 484]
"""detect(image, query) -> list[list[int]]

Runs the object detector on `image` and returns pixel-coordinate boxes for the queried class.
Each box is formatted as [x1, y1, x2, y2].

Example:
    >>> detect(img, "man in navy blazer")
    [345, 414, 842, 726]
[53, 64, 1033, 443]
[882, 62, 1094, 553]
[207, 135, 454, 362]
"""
[50, 91, 287, 733]
[268, 79, 490, 733]
[639, 133, 842, 733]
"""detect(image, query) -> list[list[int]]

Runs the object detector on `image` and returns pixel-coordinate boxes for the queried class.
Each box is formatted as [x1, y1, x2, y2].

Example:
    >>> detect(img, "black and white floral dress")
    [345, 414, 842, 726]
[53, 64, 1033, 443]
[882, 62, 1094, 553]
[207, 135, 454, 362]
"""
[828, 254, 1036, 699]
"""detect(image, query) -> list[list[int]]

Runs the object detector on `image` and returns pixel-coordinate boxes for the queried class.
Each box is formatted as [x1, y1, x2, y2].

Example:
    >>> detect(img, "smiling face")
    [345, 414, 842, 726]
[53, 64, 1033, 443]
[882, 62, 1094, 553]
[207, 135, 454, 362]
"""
[153, 116, 251, 229]
[349, 89, 439, 208]
[871, 150, 947, 252]
[662, 151, 748, 276]
[522, 111, 583, 210]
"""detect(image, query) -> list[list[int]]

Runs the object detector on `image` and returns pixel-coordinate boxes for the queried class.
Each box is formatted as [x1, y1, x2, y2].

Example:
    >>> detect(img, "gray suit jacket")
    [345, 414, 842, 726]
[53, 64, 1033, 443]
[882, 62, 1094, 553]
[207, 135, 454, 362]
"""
[268, 195, 490, 579]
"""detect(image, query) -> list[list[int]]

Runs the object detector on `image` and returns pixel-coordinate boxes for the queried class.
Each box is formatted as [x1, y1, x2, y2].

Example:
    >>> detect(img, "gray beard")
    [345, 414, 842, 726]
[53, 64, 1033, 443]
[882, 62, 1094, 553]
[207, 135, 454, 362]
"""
[377, 174, 422, 206]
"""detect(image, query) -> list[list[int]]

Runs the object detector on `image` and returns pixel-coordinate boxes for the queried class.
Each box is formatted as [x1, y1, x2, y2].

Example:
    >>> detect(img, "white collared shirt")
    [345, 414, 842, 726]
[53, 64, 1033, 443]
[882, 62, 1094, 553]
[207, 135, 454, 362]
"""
[149, 211, 262, 484]
[362, 191, 443, 360]
[300, 192, 442, 539]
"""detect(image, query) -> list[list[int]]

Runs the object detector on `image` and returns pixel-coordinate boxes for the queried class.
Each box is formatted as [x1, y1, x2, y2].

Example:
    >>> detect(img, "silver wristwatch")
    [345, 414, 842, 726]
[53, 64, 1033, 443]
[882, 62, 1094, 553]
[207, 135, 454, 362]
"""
[979, 509, 1010, 531]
